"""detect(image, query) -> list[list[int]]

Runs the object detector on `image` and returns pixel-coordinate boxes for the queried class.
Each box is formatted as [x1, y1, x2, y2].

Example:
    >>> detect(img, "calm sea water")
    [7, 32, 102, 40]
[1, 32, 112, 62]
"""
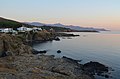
[33, 31, 120, 79]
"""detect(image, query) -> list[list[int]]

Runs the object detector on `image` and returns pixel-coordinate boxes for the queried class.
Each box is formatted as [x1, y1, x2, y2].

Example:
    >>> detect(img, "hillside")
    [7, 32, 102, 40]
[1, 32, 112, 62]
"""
[0, 17, 22, 28]
[0, 17, 72, 32]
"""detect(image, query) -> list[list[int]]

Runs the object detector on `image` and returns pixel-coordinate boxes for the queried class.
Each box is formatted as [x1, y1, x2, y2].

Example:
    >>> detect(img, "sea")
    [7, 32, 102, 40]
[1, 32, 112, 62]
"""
[32, 31, 120, 79]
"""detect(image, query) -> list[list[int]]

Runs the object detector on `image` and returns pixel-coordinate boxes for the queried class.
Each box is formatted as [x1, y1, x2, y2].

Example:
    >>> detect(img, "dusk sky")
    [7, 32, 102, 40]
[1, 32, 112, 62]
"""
[0, 0, 120, 30]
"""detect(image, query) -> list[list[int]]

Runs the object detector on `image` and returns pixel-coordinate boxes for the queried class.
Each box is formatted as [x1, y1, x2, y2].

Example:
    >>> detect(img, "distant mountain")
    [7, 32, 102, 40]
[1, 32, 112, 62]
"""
[24, 22, 65, 27]
[24, 22, 45, 26]
[66, 25, 107, 31]
[25, 22, 107, 31]
[47, 23, 65, 27]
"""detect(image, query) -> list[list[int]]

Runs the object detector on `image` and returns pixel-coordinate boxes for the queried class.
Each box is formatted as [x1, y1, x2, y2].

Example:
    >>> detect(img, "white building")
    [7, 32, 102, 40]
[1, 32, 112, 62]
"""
[17, 25, 42, 32]
[0, 28, 18, 34]
[26, 28, 33, 31]
[1, 28, 13, 33]
[17, 26, 27, 32]
[32, 27, 42, 32]
[0, 25, 43, 34]
[37, 27, 42, 31]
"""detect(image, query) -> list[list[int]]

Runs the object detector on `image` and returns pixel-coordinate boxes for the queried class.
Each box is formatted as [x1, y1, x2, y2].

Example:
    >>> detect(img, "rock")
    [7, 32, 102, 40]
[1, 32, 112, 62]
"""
[105, 74, 109, 78]
[54, 37, 60, 41]
[62, 56, 82, 64]
[57, 50, 61, 53]
[0, 54, 94, 79]
[0, 34, 33, 57]
[82, 61, 110, 78]
[33, 31, 54, 42]
[32, 49, 47, 54]
[56, 33, 80, 37]
[39, 50, 47, 54]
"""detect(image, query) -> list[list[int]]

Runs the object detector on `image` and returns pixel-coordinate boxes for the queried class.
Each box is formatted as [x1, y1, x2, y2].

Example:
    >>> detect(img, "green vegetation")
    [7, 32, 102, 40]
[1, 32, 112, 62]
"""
[0, 22, 21, 28]
[0, 17, 21, 28]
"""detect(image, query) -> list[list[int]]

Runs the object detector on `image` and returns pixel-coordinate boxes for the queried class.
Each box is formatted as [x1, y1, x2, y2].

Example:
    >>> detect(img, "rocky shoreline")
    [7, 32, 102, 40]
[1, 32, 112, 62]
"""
[0, 54, 111, 79]
[0, 32, 111, 79]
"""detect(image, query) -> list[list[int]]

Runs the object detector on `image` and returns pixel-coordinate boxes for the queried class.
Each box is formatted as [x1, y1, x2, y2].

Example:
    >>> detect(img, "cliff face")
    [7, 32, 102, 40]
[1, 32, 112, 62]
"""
[19, 31, 55, 43]
[0, 31, 54, 57]
[33, 31, 54, 41]
[0, 34, 32, 57]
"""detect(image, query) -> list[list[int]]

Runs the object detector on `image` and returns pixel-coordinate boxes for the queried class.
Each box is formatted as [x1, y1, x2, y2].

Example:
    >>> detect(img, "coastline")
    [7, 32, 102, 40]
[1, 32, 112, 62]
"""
[0, 32, 111, 79]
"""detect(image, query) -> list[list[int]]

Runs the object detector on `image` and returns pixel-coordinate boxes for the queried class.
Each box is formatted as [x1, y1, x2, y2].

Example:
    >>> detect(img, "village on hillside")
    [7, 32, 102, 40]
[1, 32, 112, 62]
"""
[0, 25, 55, 34]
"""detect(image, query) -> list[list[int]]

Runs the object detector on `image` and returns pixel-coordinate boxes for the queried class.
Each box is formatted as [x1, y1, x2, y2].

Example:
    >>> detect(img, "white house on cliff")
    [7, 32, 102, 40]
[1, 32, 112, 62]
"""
[17, 25, 42, 32]
[0, 25, 42, 34]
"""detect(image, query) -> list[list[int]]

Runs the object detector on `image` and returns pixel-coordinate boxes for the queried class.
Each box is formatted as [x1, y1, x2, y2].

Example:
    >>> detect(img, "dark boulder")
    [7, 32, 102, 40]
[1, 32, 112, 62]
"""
[57, 50, 61, 53]
[54, 37, 60, 41]
[32, 49, 47, 54]
[82, 61, 110, 78]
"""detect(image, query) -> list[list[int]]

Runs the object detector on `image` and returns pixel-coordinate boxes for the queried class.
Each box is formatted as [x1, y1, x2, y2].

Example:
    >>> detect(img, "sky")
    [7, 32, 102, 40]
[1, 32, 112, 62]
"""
[0, 0, 120, 30]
